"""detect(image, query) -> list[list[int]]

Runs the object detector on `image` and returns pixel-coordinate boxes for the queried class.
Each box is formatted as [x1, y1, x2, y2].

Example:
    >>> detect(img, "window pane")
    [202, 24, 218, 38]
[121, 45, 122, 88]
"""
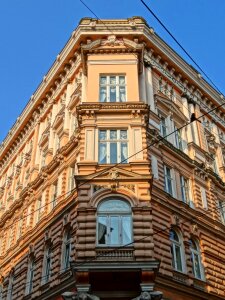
[121, 142, 128, 163]
[110, 86, 116, 102]
[98, 199, 131, 212]
[100, 76, 107, 85]
[110, 143, 117, 163]
[167, 178, 173, 195]
[110, 130, 117, 140]
[194, 253, 202, 278]
[122, 216, 132, 244]
[175, 245, 182, 271]
[65, 244, 70, 268]
[120, 130, 127, 140]
[119, 76, 125, 85]
[98, 216, 107, 245]
[170, 230, 179, 242]
[99, 143, 107, 163]
[119, 87, 126, 102]
[110, 216, 119, 245]
[99, 130, 106, 140]
[100, 87, 107, 102]
[110, 76, 116, 85]
[171, 245, 175, 268]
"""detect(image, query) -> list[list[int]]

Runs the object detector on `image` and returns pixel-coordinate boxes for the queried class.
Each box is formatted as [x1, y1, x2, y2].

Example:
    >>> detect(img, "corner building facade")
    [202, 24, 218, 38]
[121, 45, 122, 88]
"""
[0, 17, 225, 300]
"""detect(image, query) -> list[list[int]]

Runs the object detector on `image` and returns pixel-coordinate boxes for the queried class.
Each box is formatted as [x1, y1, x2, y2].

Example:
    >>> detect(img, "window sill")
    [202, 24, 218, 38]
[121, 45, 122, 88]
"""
[59, 268, 72, 283]
[191, 276, 206, 291]
[172, 270, 189, 284]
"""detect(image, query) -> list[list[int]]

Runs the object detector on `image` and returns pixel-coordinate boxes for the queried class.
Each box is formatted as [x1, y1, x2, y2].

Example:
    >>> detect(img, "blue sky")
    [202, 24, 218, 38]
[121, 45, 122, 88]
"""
[0, 0, 225, 142]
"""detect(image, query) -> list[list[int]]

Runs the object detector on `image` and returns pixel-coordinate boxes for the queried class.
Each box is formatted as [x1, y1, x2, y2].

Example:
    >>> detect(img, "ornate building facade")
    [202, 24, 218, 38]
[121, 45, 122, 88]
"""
[0, 17, 225, 300]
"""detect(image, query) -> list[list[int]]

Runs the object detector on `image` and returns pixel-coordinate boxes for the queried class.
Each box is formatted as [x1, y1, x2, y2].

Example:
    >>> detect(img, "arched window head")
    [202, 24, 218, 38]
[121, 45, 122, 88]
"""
[169, 229, 184, 272]
[97, 198, 132, 246]
[189, 239, 204, 280]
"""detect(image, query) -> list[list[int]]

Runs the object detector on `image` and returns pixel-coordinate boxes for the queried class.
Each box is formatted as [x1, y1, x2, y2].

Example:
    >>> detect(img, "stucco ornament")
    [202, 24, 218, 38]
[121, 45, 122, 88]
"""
[101, 35, 124, 47]
[76, 293, 100, 300]
[132, 291, 151, 300]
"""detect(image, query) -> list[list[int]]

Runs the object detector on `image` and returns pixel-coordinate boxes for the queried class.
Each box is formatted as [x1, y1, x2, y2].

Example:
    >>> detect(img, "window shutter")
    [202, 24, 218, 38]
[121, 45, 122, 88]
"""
[200, 187, 208, 209]
[151, 155, 158, 179]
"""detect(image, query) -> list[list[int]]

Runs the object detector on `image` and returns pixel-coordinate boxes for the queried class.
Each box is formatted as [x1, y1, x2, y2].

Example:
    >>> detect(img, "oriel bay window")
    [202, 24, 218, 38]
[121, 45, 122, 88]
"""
[99, 129, 128, 164]
[97, 198, 132, 246]
[99, 75, 126, 102]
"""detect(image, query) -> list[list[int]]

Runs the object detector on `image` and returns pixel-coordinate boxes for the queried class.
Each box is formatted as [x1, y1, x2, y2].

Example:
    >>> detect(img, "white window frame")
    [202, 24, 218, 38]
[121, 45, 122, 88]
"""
[180, 176, 190, 204]
[25, 258, 34, 295]
[174, 125, 183, 151]
[170, 229, 185, 273]
[218, 200, 225, 224]
[35, 197, 42, 224]
[61, 230, 72, 271]
[68, 165, 76, 192]
[200, 187, 208, 209]
[190, 239, 204, 280]
[164, 166, 173, 196]
[99, 75, 126, 102]
[97, 199, 132, 247]
[160, 115, 167, 138]
[42, 246, 52, 285]
[16, 217, 23, 240]
[98, 129, 128, 164]
[51, 181, 58, 209]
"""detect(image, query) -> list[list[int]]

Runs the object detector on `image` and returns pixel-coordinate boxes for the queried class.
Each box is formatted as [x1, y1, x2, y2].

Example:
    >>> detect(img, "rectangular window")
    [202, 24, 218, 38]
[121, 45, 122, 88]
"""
[35, 198, 42, 224]
[174, 126, 183, 150]
[51, 182, 58, 209]
[99, 75, 126, 102]
[68, 165, 76, 192]
[160, 116, 167, 138]
[16, 217, 23, 240]
[26, 205, 32, 227]
[200, 187, 208, 209]
[42, 247, 51, 284]
[25, 260, 34, 295]
[98, 216, 132, 246]
[98, 130, 128, 164]
[180, 176, 189, 204]
[218, 201, 225, 223]
[164, 166, 173, 196]
[151, 155, 159, 179]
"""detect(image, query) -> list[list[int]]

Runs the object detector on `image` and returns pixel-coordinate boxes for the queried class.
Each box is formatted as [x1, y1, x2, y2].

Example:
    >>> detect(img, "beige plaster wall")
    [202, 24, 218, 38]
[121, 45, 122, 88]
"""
[86, 54, 139, 102]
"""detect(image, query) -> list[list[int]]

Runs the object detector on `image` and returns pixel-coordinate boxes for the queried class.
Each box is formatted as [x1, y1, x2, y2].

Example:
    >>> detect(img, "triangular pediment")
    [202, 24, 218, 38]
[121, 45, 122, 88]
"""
[52, 108, 65, 130]
[75, 166, 151, 183]
[155, 92, 188, 123]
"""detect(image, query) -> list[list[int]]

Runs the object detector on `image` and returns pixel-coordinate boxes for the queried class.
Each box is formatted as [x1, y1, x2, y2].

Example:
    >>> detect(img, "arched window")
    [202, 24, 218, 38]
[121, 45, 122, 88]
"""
[97, 198, 132, 246]
[61, 229, 72, 270]
[169, 229, 184, 272]
[189, 239, 204, 280]
[42, 245, 52, 284]
[25, 257, 35, 295]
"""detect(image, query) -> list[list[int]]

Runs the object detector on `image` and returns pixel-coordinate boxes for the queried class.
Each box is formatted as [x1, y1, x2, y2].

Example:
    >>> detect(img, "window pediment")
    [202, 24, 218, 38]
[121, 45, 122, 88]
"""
[155, 93, 188, 124]
[52, 111, 64, 131]
[81, 36, 144, 75]
[75, 166, 152, 184]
